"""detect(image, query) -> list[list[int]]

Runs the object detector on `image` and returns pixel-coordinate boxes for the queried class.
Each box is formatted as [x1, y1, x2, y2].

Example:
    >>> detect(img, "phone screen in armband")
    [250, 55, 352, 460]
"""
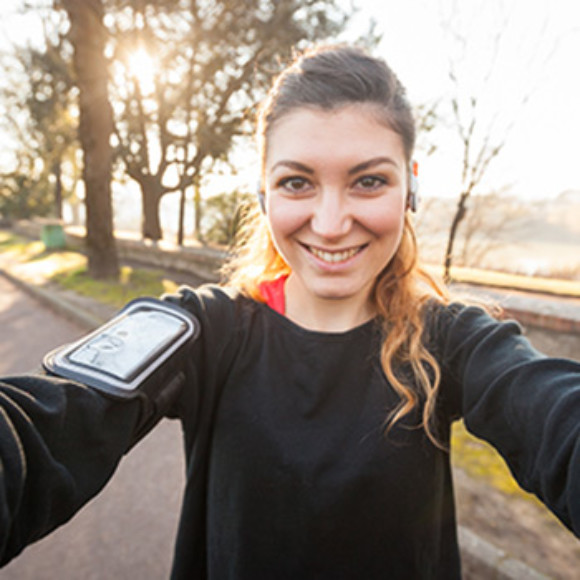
[43, 297, 199, 398]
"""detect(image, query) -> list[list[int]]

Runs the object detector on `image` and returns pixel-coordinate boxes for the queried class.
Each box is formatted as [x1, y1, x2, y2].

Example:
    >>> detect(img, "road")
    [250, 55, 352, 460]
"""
[0, 275, 185, 579]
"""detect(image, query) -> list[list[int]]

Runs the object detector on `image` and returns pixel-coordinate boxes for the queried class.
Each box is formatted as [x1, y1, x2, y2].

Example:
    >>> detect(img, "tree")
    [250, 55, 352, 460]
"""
[22, 19, 78, 220]
[107, 0, 355, 243]
[0, 8, 78, 220]
[455, 191, 528, 269]
[0, 159, 55, 220]
[436, 0, 546, 282]
[441, 85, 507, 282]
[201, 189, 253, 247]
[60, 0, 119, 278]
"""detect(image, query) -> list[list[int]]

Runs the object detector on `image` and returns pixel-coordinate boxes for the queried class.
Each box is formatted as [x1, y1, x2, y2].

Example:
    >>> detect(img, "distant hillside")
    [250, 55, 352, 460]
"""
[417, 190, 580, 244]
[415, 190, 580, 277]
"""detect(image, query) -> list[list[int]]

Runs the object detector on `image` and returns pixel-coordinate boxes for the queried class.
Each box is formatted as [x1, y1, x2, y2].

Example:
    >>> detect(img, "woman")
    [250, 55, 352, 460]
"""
[1, 44, 579, 579]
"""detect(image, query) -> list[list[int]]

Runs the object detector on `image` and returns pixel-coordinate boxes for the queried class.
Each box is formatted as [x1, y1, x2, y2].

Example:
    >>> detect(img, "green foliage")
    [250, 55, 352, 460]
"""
[201, 190, 253, 247]
[0, 8, 78, 220]
[0, 168, 55, 219]
[0, 232, 25, 251]
[51, 264, 179, 309]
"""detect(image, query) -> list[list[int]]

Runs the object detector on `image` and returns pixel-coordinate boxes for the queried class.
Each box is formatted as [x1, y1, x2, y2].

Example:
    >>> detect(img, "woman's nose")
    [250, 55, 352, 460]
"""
[310, 191, 352, 239]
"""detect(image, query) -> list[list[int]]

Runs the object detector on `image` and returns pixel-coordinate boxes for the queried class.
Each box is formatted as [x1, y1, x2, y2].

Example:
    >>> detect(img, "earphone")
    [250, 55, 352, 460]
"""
[256, 182, 266, 213]
[407, 160, 419, 212]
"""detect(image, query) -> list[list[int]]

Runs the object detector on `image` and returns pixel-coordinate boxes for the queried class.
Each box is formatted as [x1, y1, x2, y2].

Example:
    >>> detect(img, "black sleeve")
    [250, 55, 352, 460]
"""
[435, 303, 580, 536]
[0, 373, 141, 566]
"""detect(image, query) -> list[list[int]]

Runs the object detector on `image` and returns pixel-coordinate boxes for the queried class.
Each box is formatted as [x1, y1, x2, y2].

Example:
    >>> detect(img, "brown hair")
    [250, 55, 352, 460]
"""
[224, 44, 449, 446]
[257, 44, 416, 184]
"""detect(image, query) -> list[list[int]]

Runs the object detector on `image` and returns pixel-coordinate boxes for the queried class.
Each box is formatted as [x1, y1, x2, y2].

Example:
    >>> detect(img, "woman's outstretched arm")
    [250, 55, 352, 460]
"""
[0, 374, 141, 566]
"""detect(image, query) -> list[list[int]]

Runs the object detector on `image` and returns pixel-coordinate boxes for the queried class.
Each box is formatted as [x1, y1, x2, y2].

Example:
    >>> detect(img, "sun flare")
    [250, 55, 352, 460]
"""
[127, 48, 156, 94]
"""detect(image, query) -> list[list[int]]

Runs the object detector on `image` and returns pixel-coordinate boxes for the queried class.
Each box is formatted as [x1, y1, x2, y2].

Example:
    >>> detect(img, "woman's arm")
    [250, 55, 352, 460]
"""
[0, 374, 141, 565]
[0, 294, 204, 566]
[438, 304, 580, 536]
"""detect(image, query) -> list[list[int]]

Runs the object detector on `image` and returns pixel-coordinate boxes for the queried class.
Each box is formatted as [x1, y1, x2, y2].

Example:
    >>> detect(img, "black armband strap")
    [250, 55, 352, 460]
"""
[43, 298, 199, 442]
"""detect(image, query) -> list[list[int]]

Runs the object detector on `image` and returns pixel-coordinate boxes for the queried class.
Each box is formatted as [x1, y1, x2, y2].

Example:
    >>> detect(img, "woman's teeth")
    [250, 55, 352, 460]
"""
[309, 246, 360, 263]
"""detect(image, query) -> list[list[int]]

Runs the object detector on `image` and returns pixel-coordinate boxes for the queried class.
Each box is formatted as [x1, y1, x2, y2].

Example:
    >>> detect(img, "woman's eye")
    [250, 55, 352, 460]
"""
[355, 175, 388, 191]
[278, 176, 311, 193]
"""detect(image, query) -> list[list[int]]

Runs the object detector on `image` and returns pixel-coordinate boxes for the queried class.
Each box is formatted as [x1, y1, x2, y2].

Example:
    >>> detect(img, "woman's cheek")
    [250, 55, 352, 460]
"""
[357, 198, 405, 236]
[267, 200, 310, 237]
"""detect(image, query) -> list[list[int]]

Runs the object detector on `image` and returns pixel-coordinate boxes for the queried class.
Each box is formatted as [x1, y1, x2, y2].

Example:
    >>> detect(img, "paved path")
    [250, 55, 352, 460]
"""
[0, 275, 185, 579]
[0, 274, 84, 374]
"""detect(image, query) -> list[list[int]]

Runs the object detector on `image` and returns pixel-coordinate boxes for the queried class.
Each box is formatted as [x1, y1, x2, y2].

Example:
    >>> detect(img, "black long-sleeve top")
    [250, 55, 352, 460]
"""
[1, 285, 579, 578]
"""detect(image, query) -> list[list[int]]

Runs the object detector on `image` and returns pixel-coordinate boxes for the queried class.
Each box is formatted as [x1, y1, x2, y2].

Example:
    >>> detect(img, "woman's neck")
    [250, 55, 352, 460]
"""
[284, 275, 376, 333]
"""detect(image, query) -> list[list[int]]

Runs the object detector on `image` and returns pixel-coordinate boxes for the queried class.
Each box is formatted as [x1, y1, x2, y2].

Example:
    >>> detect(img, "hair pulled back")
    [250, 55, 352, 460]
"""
[257, 44, 416, 167]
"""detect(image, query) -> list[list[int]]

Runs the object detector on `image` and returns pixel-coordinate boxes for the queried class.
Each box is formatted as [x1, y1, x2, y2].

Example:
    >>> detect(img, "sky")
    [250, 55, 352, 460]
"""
[1, 0, 579, 203]
[348, 0, 580, 201]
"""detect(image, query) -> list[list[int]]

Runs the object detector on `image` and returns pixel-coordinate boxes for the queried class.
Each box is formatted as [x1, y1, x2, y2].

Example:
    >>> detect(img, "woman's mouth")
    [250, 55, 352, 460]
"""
[305, 244, 365, 264]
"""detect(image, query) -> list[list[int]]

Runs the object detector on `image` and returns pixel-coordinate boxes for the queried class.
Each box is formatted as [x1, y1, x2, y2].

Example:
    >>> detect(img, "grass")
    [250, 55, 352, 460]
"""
[0, 233, 45, 258]
[0, 231, 180, 309]
[52, 265, 180, 310]
[450, 421, 539, 503]
[0, 230, 566, 503]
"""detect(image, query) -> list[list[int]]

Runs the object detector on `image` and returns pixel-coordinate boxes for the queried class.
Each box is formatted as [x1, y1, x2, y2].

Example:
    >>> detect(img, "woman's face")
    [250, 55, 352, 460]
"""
[264, 105, 408, 317]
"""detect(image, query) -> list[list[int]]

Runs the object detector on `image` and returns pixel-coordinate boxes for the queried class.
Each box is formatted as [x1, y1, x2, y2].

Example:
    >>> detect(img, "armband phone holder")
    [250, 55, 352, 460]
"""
[43, 297, 200, 401]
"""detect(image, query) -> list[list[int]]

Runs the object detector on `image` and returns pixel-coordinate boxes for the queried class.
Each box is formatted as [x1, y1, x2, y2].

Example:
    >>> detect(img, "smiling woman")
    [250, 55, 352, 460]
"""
[1, 43, 580, 580]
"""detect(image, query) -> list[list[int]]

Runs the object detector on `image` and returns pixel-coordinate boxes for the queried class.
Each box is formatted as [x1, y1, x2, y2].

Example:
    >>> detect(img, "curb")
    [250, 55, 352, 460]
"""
[0, 268, 110, 331]
[502, 305, 580, 334]
[451, 283, 580, 336]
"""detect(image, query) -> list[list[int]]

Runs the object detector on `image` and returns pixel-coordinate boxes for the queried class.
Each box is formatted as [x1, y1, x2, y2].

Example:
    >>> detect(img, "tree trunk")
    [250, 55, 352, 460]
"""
[62, 0, 119, 279]
[443, 191, 469, 283]
[177, 187, 186, 246]
[52, 160, 63, 220]
[193, 181, 203, 243]
[141, 183, 164, 242]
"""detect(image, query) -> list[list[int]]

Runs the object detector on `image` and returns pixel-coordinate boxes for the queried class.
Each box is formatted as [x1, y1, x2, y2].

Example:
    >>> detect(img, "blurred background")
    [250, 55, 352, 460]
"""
[0, 0, 578, 280]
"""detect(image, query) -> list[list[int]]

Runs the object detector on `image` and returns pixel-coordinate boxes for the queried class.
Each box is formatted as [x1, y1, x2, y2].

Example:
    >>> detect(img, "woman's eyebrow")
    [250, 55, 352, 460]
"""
[348, 157, 400, 175]
[270, 157, 399, 175]
[270, 160, 314, 174]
